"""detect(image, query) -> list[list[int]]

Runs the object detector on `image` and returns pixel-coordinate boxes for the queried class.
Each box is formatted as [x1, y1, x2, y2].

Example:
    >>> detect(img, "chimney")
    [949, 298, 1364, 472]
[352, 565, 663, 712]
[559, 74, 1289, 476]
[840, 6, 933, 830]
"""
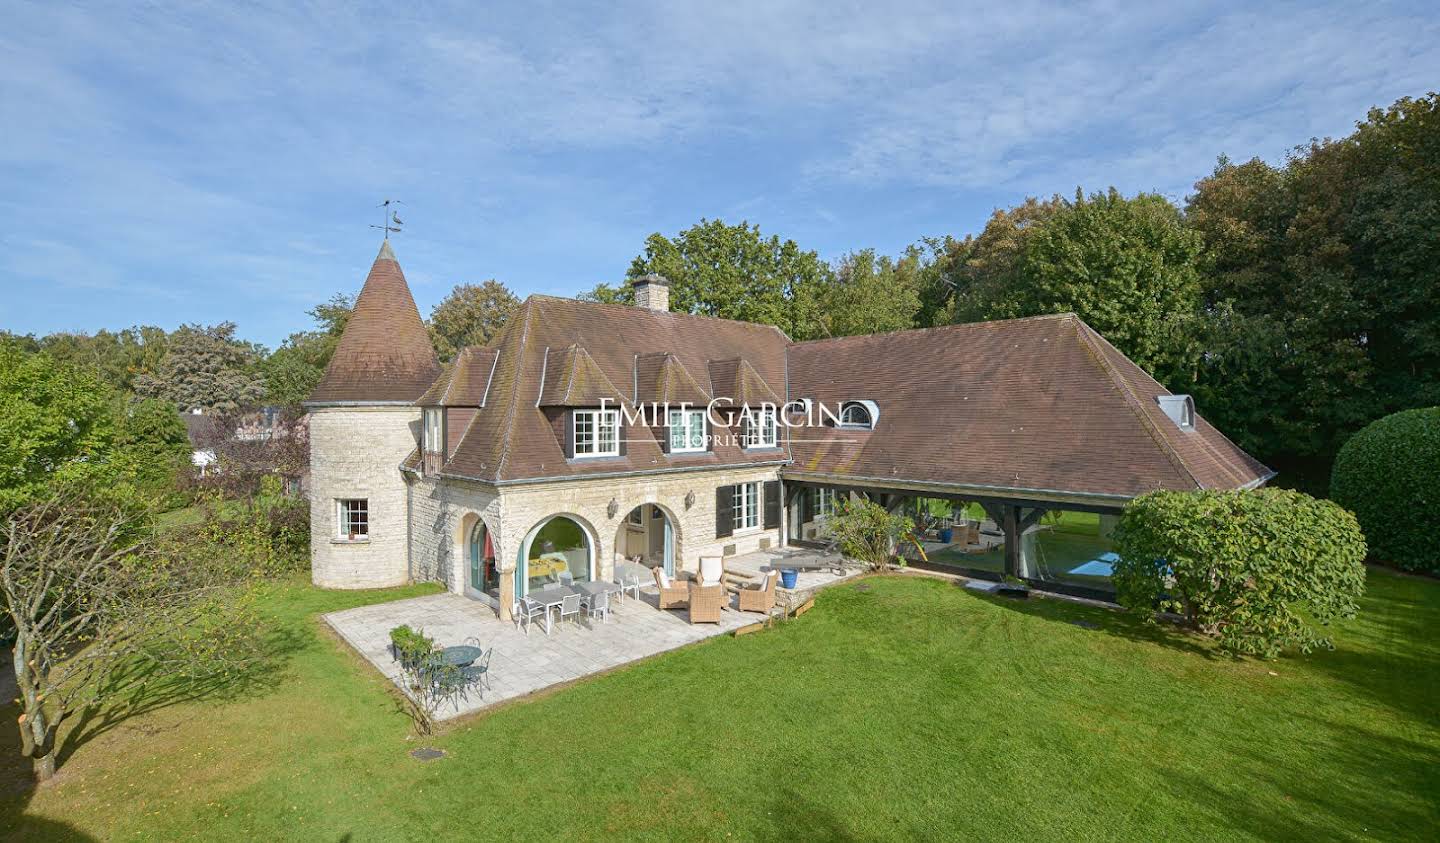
[631, 273, 670, 312]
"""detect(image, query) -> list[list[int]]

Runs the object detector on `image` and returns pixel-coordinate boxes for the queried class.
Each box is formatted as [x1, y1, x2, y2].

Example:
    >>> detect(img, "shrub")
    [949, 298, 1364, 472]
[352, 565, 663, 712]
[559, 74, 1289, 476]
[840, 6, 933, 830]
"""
[1330, 407, 1440, 572]
[1113, 488, 1367, 657]
[182, 479, 310, 579]
[827, 498, 914, 571]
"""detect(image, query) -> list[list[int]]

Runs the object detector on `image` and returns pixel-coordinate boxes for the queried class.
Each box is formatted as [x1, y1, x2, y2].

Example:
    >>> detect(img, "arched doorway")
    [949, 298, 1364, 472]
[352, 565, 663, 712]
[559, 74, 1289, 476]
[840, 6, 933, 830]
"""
[466, 520, 498, 601]
[614, 504, 675, 577]
[518, 515, 593, 599]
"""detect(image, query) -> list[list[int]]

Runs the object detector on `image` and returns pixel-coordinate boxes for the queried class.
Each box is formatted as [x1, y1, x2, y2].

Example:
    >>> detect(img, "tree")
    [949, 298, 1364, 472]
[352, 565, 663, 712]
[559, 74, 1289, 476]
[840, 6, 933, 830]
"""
[821, 248, 924, 337]
[2, 486, 263, 780]
[576, 281, 634, 305]
[428, 281, 519, 361]
[1112, 488, 1366, 657]
[627, 219, 829, 340]
[134, 322, 265, 412]
[1186, 94, 1440, 485]
[825, 497, 914, 572]
[114, 397, 192, 506]
[954, 189, 1204, 389]
[262, 293, 354, 408]
[1330, 407, 1440, 572]
[38, 326, 169, 394]
[0, 342, 118, 511]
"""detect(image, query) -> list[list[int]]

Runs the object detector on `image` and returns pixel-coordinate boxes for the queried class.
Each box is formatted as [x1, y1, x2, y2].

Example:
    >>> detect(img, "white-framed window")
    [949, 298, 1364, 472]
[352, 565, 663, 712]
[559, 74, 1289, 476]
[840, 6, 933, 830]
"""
[733, 482, 760, 532]
[627, 507, 644, 527]
[839, 402, 873, 429]
[745, 407, 778, 449]
[668, 408, 707, 452]
[337, 498, 369, 540]
[423, 408, 443, 454]
[815, 488, 837, 518]
[573, 408, 620, 457]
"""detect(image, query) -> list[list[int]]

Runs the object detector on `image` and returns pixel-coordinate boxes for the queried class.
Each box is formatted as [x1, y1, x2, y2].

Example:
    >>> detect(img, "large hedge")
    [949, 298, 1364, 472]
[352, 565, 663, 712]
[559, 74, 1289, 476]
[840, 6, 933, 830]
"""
[1113, 488, 1366, 657]
[1330, 407, 1440, 573]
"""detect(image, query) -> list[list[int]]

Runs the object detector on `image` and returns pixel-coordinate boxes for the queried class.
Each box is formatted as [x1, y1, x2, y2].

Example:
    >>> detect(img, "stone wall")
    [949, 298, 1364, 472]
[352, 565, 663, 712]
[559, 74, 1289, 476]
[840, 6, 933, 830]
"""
[308, 406, 421, 589]
[406, 474, 501, 595]
[410, 465, 786, 614]
[494, 465, 784, 584]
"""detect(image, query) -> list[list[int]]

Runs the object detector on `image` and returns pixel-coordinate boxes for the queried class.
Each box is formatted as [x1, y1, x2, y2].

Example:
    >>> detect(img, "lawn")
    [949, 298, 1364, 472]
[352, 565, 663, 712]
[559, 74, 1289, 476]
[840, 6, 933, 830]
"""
[3, 570, 1437, 840]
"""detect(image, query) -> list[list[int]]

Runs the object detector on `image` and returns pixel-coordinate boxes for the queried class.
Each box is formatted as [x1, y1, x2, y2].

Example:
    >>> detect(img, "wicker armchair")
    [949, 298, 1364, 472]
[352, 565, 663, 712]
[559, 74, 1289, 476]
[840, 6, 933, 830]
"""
[688, 581, 725, 624]
[738, 570, 777, 614]
[654, 567, 689, 610]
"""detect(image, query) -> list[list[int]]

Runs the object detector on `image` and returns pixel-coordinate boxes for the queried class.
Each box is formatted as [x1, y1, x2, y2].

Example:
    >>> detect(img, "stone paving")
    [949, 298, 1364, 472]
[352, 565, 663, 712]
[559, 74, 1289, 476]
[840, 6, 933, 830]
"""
[323, 548, 858, 720]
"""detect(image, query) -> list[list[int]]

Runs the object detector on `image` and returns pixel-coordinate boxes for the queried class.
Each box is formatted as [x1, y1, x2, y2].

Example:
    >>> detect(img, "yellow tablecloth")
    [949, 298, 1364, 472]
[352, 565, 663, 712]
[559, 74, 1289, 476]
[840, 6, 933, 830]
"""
[528, 553, 570, 579]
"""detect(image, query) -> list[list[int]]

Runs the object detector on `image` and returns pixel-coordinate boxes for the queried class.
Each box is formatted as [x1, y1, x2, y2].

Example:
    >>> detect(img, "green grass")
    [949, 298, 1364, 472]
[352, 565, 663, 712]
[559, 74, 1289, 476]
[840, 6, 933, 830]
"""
[4, 570, 1437, 840]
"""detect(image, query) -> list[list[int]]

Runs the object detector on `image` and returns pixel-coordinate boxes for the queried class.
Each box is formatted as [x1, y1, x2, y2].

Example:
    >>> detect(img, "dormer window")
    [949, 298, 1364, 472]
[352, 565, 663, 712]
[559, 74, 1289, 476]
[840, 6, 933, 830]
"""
[668, 408, 707, 453]
[839, 401, 875, 430]
[423, 408, 444, 454]
[744, 406, 778, 449]
[1156, 395, 1196, 431]
[573, 408, 620, 457]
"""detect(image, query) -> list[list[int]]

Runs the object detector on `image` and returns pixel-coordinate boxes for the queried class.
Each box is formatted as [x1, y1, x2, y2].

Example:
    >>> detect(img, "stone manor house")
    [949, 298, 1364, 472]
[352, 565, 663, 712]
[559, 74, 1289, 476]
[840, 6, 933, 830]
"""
[305, 242, 1270, 618]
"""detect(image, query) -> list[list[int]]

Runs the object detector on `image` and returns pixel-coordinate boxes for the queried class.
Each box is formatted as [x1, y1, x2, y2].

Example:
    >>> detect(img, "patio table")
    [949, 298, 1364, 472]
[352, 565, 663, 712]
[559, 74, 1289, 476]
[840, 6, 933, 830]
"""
[526, 585, 578, 635]
[440, 645, 483, 667]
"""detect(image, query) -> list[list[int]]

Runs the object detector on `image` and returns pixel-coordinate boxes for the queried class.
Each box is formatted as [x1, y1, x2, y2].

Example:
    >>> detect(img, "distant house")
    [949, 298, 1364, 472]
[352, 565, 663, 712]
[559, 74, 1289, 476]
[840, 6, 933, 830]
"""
[180, 406, 308, 491]
[304, 241, 1273, 618]
[181, 409, 219, 477]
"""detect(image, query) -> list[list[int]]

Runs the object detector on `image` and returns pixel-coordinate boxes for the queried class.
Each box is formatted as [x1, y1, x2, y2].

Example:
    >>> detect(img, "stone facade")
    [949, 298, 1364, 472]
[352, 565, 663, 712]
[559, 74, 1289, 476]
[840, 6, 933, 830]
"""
[308, 406, 421, 589]
[405, 463, 785, 617]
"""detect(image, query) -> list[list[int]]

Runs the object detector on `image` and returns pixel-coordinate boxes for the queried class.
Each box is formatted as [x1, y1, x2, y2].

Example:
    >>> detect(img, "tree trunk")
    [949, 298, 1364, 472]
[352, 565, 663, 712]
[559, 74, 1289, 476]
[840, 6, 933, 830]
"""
[33, 751, 55, 781]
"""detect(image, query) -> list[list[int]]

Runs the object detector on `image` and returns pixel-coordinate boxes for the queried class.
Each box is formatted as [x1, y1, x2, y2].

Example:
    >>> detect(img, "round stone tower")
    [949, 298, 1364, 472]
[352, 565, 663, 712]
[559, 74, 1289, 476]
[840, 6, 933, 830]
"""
[304, 241, 440, 588]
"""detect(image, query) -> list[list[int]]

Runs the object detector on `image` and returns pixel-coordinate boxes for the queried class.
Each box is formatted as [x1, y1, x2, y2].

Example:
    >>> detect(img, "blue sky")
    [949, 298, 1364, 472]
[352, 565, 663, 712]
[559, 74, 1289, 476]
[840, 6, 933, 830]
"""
[3, 1, 1437, 349]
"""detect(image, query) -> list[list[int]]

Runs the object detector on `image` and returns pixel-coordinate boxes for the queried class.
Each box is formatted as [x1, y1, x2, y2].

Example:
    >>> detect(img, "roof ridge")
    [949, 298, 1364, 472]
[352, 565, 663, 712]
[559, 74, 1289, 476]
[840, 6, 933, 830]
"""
[790, 312, 1078, 347]
[529, 294, 792, 340]
[1071, 319, 1201, 490]
[495, 299, 538, 481]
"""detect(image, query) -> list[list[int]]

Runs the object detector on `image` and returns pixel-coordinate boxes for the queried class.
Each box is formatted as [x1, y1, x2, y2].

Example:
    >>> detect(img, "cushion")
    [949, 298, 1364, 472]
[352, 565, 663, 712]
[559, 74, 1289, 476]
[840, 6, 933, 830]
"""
[657, 570, 671, 588]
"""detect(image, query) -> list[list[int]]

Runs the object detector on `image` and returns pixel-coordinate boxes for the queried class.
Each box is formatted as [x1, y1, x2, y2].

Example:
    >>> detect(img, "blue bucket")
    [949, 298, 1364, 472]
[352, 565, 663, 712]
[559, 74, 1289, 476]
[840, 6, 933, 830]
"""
[938, 528, 954, 543]
[780, 569, 799, 589]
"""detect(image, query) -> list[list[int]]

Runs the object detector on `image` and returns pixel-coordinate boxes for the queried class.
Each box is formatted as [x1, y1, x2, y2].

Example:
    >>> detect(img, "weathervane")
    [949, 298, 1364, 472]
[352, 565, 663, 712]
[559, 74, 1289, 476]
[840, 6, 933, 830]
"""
[371, 198, 405, 239]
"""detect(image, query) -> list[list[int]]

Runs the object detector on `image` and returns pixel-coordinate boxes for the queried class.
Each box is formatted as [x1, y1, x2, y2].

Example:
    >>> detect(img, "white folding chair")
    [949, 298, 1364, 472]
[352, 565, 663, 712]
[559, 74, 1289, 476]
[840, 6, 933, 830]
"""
[558, 593, 582, 628]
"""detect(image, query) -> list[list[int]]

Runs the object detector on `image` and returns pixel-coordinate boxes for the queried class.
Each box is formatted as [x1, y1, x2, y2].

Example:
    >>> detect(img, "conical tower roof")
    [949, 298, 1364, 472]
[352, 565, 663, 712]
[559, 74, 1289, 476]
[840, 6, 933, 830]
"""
[308, 241, 441, 404]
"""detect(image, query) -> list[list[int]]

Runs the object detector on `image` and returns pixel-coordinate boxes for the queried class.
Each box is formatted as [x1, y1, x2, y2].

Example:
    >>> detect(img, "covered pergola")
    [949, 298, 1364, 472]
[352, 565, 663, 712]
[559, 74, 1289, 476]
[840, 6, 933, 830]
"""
[781, 473, 1125, 580]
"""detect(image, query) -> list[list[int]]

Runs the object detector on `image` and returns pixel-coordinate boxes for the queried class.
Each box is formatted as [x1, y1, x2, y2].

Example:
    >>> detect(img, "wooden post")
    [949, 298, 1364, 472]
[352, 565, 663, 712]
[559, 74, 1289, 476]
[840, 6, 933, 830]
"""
[1002, 505, 1027, 579]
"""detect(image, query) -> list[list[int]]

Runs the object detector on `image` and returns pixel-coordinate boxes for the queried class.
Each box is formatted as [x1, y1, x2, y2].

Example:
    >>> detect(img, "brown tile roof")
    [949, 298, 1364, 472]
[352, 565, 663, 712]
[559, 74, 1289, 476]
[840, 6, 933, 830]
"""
[635, 352, 712, 406]
[537, 345, 628, 407]
[784, 313, 1271, 500]
[417, 347, 499, 407]
[708, 358, 781, 408]
[308, 241, 440, 404]
[439, 296, 790, 482]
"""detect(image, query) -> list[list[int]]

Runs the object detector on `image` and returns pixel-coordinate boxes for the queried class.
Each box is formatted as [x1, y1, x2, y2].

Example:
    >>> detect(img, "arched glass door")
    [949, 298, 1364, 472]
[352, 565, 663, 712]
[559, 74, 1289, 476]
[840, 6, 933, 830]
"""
[468, 521, 496, 597]
[520, 516, 591, 596]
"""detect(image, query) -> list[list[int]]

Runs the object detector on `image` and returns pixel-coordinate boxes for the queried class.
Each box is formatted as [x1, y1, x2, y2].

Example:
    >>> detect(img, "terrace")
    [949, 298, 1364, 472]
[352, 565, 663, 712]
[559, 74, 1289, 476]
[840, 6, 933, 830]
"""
[324, 547, 862, 719]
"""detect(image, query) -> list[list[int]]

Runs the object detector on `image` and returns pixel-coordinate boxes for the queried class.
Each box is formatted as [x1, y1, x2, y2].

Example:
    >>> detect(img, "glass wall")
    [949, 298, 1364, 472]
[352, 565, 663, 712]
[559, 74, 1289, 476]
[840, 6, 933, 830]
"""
[525, 516, 591, 593]
[898, 501, 1118, 593]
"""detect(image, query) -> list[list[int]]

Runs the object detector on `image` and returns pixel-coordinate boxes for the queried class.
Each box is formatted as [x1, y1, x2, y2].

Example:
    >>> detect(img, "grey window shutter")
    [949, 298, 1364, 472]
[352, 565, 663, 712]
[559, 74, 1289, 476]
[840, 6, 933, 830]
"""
[763, 480, 781, 529]
[617, 416, 627, 457]
[802, 487, 815, 523]
[715, 485, 734, 539]
[563, 412, 575, 458]
[657, 421, 670, 454]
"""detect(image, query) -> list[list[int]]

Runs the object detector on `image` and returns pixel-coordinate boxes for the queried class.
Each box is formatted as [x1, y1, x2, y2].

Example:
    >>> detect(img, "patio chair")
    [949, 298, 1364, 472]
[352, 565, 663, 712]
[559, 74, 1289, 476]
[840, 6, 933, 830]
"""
[581, 589, 610, 623]
[461, 648, 492, 694]
[738, 569, 778, 614]
[688, 581, 724, 624]
[654, 567, 688, 609]
[697, 555, 725, 588]
[515, 597, 548, 635]
[613, 565, 643, 602]
[559, 571, 574, 586]
[558, 593, 582, 628]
